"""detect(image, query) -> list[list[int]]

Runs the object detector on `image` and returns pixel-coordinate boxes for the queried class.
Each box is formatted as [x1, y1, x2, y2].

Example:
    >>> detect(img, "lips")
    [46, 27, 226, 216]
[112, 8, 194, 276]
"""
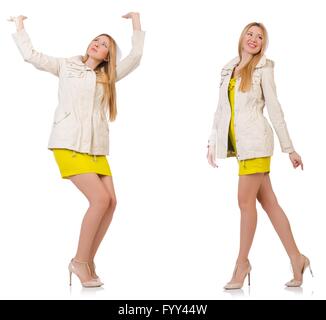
[247, 42, 257, 49]
[90, 47, 98, 52]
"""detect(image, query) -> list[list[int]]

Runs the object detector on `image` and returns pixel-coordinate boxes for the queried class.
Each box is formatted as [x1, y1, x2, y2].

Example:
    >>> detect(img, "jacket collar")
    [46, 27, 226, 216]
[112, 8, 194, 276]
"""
[222, 55, 267, 70]
[222, 56, 240, 70]
[69, 55, 87, 66]
[69, 55, 94, 70]
[256, 55, 267, 68]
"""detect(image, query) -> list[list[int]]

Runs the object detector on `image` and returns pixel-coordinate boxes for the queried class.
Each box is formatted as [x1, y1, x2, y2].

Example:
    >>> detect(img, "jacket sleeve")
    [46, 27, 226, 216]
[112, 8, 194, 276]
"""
[208, 71, 225, 146]
[116, 30, 145, 82]
[261, 61, 295, 153]
[12, 29, 62, 76]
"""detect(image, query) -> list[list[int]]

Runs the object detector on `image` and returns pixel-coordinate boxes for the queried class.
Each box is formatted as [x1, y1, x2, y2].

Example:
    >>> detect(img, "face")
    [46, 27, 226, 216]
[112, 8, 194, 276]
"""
[87, 35, 110, 62]
[242, 26, 263, 55]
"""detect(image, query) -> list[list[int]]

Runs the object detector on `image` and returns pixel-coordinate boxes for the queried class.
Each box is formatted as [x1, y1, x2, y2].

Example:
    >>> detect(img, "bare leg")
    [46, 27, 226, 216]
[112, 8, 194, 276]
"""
[69, 173, 111, 282]
[227, 173, 265, 285]
[237, 173, 265, 262]
[89, 175, 117, 277]
[256, 174, 304, 281]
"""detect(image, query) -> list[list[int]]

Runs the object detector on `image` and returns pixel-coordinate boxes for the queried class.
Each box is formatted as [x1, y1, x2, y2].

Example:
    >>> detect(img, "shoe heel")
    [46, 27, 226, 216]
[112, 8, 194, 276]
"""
[68, 258, 103, 288]
[308, 264, 314, 277]
[248, 272, 251, 286]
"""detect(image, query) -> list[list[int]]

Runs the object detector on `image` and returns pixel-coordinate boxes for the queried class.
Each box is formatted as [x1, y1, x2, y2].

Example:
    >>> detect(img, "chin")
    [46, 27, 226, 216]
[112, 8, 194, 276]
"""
[245, 47, 261, 55]
[87, 52, 98, 59]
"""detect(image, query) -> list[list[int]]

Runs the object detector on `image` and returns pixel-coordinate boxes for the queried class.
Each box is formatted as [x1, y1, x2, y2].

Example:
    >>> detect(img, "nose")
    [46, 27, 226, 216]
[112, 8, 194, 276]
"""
[250, 36, 257, 43]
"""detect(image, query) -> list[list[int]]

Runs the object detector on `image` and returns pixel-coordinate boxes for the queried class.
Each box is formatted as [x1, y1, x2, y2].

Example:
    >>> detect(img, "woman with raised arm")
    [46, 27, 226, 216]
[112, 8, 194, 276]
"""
[9, 13, 145, 288]
[207, 22, 312, 289]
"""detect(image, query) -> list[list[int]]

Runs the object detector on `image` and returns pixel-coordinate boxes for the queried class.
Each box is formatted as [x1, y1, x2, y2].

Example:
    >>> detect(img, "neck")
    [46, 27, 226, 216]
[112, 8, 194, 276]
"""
[85, 56, 102, 70]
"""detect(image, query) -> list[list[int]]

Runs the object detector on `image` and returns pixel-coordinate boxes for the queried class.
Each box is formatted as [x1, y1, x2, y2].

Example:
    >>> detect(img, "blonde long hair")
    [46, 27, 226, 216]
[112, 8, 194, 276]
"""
[238, 22, 268, 92]
[83, 33, 118, 121]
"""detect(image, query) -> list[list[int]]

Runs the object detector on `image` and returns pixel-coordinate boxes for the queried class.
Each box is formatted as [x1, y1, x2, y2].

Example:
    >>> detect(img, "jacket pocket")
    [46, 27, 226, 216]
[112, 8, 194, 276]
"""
[264, 118, 273, 135]
[66, 69, 84, 78]
[53, 111, 71, 125]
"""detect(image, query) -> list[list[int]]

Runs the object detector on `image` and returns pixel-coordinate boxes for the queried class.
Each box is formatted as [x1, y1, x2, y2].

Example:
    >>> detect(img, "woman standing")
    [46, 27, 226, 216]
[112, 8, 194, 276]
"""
[10, 13, 145, 287]
[207, 22, 312, 289]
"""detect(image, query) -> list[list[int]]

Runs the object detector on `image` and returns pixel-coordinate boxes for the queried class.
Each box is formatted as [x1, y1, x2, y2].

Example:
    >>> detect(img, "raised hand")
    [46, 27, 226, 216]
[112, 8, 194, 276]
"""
[8, 15, 27, 31]
[122, 12, 139, 19]
[122, 12, 141, 31]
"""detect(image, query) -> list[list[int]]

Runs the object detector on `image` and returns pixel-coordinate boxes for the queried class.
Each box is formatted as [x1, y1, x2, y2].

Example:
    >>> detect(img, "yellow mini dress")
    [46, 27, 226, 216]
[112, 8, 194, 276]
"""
[228, 78, 271, 176]
[52, 149, 112, 179]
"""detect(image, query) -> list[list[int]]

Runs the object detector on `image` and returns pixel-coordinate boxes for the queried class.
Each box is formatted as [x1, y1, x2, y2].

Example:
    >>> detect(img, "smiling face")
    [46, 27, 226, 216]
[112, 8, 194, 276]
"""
[241, 25, 264, 55]
[86, 35, 111, 62]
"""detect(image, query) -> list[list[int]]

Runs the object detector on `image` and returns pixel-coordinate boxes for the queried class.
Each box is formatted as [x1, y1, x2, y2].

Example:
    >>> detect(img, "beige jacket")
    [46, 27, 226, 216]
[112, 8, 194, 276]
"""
[208, 55, 294, 160]
[13, 29, 145, 155]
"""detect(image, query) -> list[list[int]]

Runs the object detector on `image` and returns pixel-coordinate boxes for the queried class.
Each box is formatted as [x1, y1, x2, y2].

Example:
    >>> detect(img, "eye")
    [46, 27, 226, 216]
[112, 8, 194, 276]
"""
[101, 42, 108, 48]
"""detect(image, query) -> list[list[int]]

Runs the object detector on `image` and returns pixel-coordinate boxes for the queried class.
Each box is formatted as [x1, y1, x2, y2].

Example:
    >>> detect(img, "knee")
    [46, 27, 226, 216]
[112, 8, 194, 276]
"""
[109, 196, 117, 211]
[256, 194, 264, 208]
[257, 194, 278, 212]
[238, 197, 256, 213]
[90, 192, 111, 212]
[258, 200, 270, 212]
[103, 196, 117, 217]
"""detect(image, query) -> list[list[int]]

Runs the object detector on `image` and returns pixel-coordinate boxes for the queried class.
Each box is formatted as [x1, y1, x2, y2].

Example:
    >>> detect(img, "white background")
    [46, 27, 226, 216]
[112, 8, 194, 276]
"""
[0, 0, 325, 300]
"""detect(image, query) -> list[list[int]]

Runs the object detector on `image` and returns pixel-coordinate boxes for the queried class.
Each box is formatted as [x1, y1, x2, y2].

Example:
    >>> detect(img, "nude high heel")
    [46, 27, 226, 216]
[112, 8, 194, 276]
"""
[285, 255, 313, 287]
[90, 261, 104, 285]
[68, 259, 103, 288]
[224, 260, 252, 290]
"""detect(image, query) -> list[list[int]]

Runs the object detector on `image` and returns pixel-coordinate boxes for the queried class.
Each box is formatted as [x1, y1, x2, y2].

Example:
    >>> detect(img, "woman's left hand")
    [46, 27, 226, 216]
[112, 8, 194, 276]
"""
[122, 12, 140, 19]
[8, 15, 27, 31]
[289, 151, 303, 170]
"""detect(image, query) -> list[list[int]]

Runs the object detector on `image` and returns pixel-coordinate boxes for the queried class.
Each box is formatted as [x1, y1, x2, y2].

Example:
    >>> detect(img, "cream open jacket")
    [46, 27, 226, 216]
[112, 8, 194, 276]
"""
[13, 29, 145, 155]
[208, 55, 294, 160]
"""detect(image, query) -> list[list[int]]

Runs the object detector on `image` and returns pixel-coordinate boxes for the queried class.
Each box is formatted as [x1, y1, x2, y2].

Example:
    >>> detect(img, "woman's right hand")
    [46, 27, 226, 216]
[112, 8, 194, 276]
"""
[207, 145, 218, 168]
[8, 15, 27, 32]
[122, 12, 141, 31]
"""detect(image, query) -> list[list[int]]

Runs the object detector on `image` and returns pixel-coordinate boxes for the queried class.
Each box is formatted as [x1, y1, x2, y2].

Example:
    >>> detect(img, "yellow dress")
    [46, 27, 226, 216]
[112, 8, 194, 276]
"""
[52, 149, 112, 179]
[228, 78, 271, 176]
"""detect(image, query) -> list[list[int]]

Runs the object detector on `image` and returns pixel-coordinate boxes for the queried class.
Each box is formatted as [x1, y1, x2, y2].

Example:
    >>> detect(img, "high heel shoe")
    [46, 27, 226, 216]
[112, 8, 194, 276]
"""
[68, 259, 103, 288]
[224, 260, 252, 290]
[90, 261, 104, 285]
[285, 254, 313, 287]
